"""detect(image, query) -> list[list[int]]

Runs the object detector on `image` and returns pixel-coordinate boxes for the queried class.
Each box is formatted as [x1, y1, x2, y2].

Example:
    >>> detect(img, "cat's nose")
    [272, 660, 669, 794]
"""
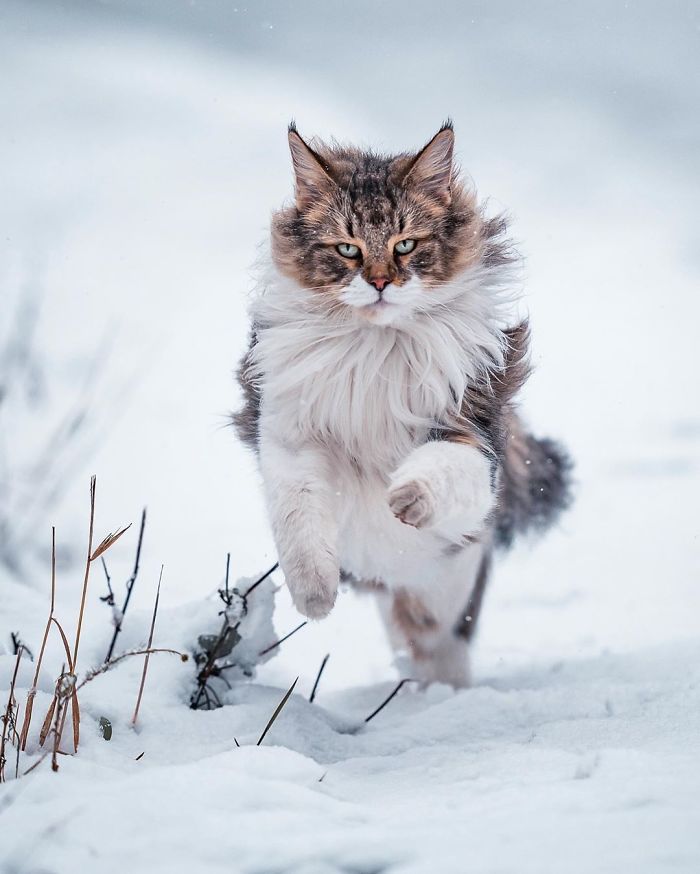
[369, 276, 391, 291]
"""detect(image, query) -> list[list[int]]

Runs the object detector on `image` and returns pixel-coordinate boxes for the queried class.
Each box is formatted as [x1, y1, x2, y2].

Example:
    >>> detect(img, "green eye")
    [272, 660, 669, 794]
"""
[337, 243, 360, 258]
[394, 239, 416, 255]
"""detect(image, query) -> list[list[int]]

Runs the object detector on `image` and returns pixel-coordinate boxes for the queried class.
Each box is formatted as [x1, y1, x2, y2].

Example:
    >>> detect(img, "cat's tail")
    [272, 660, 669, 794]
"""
[493, 415, 573, 549]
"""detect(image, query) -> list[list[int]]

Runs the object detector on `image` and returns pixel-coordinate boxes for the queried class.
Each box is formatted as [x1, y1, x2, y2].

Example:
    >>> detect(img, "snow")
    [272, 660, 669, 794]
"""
[1, 1, 699, 872]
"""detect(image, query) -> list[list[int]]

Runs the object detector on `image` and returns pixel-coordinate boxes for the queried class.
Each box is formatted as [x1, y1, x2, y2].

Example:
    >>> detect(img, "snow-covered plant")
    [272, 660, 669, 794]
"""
[190, 561, 280, 709]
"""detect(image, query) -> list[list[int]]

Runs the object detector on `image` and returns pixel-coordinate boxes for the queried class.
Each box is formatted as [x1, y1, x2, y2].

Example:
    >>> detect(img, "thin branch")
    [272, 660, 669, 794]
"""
[131, 566, 163, 726]
[221, 552, 231, 605]
[256, 678, 298, 746]
[105, 507, 147, 663]
[364, 679, 415, 724]
[77, 646, 188, 691]
[99, 556, 114, 604]
[243, 562, 279, 598]
[309, 653, 330, 704]
[258, 621, 307, 657]
[10, 633, 31, 659]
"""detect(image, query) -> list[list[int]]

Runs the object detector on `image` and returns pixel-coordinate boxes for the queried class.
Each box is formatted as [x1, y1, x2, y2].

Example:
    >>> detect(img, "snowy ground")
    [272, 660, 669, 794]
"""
[1, 1, 699, 872]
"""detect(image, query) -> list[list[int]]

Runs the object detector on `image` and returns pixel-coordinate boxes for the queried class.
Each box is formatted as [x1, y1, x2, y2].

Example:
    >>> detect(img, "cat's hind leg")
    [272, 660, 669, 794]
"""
[375, 545, 491, 688]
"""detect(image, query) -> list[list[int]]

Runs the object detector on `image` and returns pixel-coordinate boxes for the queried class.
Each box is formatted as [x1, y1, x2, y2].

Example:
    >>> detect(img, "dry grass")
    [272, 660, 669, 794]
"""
[19, 527, 57, 751]
[0, 646, 24, 782]
[131, 566, 163, 726]
[256, 677, 298, 746]
[8, 476, 187, 778]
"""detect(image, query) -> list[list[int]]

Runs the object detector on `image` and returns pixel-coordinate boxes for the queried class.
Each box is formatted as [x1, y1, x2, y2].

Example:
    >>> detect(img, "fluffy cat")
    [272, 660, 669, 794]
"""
[234, 121, 571, 687]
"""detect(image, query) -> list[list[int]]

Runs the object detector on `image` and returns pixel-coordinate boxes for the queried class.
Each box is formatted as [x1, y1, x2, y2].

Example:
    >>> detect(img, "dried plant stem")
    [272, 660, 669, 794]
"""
[19, 527, 56, 750]
[64, 475, 97, 753]
[364, 679, 415, 724]
[131, 566, 163, 726]
[309, 653, 330, 704]
[51, 687, 69, 772]
[77, 647, 187, 691]
[223, 552, 231, 603]
[72, 475, 96, 671]
[256, 677, 298, 746]
[0, 646, 24, 783]
[105, 507, 146, 662]
[243, 562, 279, 598]
[258, 621, 307, 657]
[33, 478, 129, 756]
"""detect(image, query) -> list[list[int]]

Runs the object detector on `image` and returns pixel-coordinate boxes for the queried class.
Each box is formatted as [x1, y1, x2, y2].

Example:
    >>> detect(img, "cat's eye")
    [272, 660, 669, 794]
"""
[336, 243, 360, 259]
[394, 238, 416, 255]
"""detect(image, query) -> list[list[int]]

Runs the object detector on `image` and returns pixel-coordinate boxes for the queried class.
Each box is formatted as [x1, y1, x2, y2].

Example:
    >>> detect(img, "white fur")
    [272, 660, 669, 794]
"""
[249, 258, 513, 677]
[251, 263, 511, 469]
[389, 441, 495, 538]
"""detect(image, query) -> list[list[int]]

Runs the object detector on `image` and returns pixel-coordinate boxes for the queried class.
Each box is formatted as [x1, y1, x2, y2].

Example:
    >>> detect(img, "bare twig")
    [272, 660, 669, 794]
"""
[77, 647, 188, 691]
[10, 633, 32, 660]
[20, 527, 56, 750]
[99, 557, 114, 605]
[0, 646, 24, 782]
[258, 621, 307, 657]
[243, 562, 279, 598]
[131, 566, 163, 726]
[309, 653, 330, 704]
[105, 508, 146, 662]
[219, 552, 232, 606]
[256, 678, 298, 746]
[364, 679, 415, 724]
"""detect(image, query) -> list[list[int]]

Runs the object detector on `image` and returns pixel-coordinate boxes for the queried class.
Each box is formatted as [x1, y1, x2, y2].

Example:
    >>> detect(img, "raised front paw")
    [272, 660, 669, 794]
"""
[283, 547, 339, 620]
[388, 478, 437, 529]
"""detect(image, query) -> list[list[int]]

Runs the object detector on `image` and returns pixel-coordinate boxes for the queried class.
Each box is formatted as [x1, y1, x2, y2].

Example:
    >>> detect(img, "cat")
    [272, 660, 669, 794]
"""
[233, 121, 571, 687]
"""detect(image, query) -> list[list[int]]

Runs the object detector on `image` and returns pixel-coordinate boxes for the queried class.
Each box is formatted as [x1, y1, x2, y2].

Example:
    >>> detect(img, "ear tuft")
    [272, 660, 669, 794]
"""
[287, 126, 335, 210]
[404, 125, 455, 204]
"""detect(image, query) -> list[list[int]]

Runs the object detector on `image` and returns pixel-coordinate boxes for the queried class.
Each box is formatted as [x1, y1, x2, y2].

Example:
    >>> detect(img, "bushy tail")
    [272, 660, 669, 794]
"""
[494, 418, 573, 549]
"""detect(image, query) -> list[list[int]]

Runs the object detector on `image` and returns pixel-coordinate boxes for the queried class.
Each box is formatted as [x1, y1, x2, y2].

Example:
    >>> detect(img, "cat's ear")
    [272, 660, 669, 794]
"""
[403, 123, 454, 205]
[288, 123, 336, 210]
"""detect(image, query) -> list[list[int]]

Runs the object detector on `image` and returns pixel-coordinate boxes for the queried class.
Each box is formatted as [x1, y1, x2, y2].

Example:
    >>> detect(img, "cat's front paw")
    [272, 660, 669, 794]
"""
[283, 548, 339, 620]
[388, 478, 437, 529]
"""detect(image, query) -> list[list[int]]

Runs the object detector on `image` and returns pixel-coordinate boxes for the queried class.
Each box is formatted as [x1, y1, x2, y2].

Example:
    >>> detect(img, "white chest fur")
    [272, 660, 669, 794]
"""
[250, 266, 506, 471]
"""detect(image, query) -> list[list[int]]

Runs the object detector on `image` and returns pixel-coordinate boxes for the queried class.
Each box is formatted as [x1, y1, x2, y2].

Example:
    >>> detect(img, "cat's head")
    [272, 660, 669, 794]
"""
[271, 121, 511, 326]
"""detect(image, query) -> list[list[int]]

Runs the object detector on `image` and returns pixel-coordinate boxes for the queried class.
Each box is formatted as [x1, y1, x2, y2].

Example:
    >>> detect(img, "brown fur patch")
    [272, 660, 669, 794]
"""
[392, 589, 439, 638]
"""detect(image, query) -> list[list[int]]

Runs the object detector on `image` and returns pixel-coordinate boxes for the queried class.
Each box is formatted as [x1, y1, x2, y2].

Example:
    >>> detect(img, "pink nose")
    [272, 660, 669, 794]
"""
[370, 276, 390, 291]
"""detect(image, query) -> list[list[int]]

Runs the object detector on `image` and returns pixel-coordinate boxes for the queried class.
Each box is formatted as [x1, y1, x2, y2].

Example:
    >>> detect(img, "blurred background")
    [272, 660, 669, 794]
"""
[1, 0, 698, 690]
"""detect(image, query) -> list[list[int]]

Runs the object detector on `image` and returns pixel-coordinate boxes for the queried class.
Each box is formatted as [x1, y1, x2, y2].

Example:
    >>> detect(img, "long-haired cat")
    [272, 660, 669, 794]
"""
[234, 122, 571, 687]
